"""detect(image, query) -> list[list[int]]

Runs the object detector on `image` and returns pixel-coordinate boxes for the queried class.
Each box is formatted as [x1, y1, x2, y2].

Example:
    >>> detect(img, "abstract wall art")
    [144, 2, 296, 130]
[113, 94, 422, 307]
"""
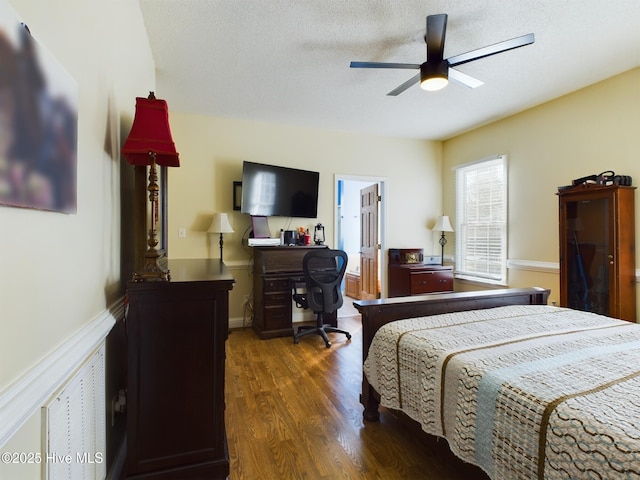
[0, 2, 78, 213]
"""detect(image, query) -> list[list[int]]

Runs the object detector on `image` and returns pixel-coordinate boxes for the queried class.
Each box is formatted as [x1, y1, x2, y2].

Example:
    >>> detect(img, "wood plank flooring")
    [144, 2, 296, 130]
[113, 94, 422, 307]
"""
[225, 307, 490, 479]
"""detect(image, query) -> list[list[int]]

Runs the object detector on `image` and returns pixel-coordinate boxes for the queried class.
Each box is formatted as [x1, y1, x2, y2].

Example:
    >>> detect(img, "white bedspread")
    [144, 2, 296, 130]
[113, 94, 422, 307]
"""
[363, 305, 640, 479]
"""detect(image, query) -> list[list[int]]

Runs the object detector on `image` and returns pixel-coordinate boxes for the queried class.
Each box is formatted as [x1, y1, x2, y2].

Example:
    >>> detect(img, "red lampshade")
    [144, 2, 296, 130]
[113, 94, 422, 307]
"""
[122, 93, 180, 167]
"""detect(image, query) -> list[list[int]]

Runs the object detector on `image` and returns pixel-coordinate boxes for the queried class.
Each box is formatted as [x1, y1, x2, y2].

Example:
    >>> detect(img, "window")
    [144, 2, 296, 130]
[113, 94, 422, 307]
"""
[454, 155, 507, 285]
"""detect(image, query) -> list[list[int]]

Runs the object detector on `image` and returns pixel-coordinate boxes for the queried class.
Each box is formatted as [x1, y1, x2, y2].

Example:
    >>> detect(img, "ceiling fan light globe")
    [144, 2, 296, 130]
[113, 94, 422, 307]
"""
[421, 76, 448, 91]
[420, 61, 449, 91]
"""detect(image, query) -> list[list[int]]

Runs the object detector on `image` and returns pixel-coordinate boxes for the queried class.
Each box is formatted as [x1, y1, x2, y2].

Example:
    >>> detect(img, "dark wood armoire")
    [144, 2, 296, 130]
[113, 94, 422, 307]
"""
[558, 183, 636, 321]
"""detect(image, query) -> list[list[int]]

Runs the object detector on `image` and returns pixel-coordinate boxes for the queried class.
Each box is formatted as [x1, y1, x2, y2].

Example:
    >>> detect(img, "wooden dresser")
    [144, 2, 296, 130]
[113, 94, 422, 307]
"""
[252, 245, 337, 339]
[388, 248, 454, 298]
[125, 259, 234, 479]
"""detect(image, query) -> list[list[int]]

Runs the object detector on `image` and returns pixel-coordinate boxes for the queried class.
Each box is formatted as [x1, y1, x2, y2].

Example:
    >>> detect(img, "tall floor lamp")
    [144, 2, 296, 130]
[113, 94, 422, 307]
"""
[208, 213, 234, 262]
[432, 215, 454, 266]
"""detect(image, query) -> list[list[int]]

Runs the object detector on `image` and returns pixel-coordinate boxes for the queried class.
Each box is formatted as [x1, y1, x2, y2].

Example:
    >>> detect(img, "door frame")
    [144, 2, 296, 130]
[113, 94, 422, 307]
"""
[334, 174, 387, 298]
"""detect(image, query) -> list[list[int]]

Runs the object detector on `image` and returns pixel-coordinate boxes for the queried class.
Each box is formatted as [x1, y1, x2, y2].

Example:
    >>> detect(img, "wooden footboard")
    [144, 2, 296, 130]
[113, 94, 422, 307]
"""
[353, 287, 550, 421]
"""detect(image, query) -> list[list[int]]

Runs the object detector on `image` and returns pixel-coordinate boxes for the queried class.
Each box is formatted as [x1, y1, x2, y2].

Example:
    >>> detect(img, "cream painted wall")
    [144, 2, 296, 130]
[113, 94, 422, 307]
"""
[0, 0, 154, 477]
[165, 112, 443, 317]
[443, 68, 640, 311]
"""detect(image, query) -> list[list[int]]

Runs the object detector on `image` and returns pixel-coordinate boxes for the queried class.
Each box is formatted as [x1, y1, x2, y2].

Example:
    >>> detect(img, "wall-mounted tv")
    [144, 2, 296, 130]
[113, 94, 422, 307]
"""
[241, 161, 319, 218]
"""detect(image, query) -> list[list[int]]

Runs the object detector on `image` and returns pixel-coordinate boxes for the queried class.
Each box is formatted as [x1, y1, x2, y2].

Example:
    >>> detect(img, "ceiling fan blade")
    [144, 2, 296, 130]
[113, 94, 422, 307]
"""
[387, 73, 420, 96]
[447, 33, 534, 67]
[426, 14, 447, 62]
[448, 68, 484, 88]
[350, 61, 420, 69]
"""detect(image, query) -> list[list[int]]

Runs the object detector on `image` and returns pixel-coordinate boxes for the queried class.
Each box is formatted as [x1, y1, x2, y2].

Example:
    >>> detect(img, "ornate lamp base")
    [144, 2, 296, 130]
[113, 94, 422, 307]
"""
[439, 232, 448, 266]
[132, 154, 171, 282]
[132, 249, 171, 282]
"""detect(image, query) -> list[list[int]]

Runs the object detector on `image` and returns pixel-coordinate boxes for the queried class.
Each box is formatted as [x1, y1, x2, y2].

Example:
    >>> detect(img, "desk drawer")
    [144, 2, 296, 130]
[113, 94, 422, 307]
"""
[264, 291, 291, 306]
[410, 271, 453, 294]
[264, 305, 291, 330]
[263, 278, 292, 293]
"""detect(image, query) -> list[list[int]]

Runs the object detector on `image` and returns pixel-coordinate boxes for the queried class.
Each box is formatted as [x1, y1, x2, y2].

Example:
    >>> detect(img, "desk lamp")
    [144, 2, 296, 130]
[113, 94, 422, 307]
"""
[208, 213, 234, 262]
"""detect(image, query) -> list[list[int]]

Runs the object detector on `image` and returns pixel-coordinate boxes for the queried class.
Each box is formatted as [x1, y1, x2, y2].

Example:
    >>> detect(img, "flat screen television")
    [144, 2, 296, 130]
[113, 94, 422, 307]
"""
[241, 161, 319, 218]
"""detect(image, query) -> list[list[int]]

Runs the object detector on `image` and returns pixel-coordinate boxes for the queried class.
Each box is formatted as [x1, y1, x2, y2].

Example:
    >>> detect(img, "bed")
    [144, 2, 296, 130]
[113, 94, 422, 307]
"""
[353, 287, 640, 480]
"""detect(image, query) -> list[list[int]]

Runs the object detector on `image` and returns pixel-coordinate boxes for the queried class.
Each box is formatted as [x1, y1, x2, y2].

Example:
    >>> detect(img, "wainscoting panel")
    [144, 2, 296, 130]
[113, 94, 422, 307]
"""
[43, 345, 106, 480]
[0, 301, 119, 462]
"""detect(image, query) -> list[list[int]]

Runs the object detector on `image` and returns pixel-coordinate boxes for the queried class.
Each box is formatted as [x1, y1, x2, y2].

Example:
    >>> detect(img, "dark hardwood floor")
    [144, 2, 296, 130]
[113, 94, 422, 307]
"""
[225, 304, 490, 479]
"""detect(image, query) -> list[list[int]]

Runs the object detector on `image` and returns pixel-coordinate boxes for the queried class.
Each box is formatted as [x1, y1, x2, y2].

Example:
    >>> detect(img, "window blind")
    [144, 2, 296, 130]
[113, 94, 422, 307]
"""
[455, 156, 507, 284]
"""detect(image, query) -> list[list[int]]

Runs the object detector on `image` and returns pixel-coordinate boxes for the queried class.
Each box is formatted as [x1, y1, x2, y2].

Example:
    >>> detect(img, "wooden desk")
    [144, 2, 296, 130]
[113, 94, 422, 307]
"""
[252, 246, 337, 339]
[125, 259, 234, 479]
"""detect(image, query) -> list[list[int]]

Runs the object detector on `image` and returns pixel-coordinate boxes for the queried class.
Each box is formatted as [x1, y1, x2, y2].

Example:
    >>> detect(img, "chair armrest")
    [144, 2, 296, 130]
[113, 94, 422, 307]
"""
[291, 276, 307, 309]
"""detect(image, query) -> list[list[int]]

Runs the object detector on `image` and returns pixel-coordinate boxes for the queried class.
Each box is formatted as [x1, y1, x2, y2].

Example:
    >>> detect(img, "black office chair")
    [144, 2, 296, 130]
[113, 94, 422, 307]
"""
[292, 249, 352, 348]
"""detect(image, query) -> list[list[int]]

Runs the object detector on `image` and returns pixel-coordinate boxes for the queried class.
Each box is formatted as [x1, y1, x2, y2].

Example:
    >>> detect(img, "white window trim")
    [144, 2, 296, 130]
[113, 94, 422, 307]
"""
[454, 155, 508, 286]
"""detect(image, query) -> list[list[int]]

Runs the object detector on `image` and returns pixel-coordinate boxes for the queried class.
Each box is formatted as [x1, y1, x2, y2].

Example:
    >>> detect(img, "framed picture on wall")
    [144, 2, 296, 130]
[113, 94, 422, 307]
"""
[233, 181, 242, 211]
[0, 14, 78, 213]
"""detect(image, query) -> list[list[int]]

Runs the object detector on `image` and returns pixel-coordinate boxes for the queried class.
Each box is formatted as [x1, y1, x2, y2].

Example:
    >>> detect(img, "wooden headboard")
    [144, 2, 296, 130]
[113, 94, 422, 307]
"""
[353, 287, 551, 420]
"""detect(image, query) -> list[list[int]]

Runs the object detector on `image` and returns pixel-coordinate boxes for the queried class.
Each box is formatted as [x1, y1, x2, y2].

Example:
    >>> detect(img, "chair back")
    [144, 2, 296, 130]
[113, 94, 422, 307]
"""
[302, 249, 348, 314]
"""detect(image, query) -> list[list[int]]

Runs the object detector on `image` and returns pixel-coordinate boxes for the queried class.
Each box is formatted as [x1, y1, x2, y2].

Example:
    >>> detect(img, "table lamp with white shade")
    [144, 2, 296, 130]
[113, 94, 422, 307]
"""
[208, 213, 234, 262]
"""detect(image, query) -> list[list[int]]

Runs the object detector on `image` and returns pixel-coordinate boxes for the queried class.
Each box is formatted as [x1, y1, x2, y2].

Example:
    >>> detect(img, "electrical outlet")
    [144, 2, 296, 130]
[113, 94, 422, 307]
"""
[178, 227, 186, 238]
[110, 389, 126, 427]
[111, 395, 116, 427]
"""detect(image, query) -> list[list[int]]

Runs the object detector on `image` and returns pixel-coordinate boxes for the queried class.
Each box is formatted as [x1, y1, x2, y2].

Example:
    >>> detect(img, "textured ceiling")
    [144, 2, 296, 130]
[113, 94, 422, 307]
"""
[140, 0, 640, 140]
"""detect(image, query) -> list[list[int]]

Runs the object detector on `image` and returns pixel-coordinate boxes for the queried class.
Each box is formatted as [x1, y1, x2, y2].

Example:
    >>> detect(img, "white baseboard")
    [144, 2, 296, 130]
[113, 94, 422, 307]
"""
[0, 300, 121, 448]
[229, 316, 250, 329]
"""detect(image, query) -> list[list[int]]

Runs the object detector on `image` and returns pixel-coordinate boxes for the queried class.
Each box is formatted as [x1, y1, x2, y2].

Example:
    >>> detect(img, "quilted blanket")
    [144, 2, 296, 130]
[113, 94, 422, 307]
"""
[363, 305, 640, 479]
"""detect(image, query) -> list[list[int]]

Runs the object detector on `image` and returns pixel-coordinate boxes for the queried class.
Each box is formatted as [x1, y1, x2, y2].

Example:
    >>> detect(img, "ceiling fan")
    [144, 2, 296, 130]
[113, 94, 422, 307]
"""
[350, 14, 534, 96]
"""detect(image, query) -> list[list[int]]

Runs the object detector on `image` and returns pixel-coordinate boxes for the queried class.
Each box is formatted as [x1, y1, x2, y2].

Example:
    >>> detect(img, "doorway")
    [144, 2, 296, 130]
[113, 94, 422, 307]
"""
[335, 174, 385, 300]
